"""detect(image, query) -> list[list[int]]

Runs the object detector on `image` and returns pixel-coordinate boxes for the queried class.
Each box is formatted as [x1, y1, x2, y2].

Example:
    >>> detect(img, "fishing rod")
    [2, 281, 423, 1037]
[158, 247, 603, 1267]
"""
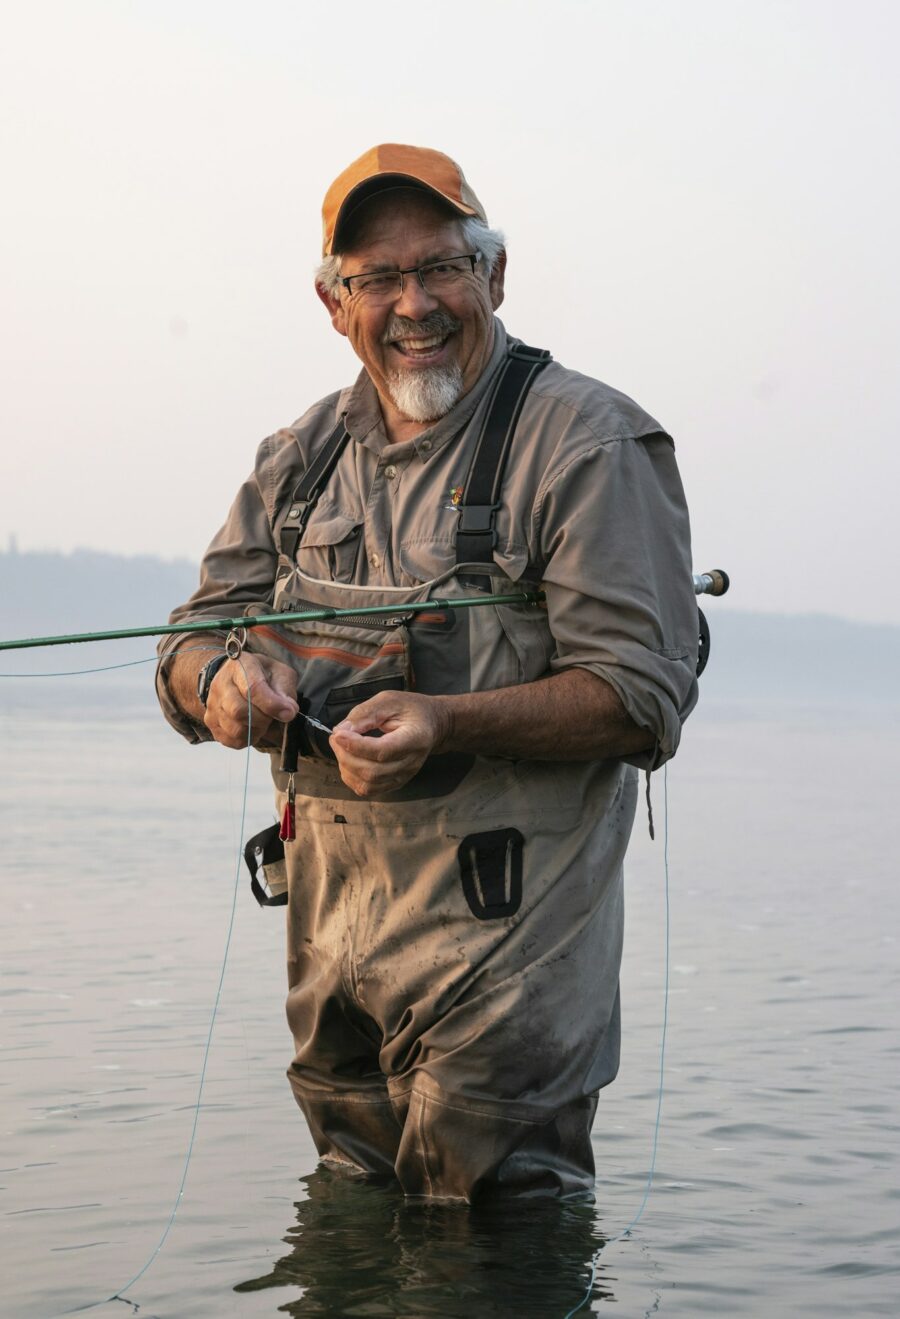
[0, 571, 729, 654]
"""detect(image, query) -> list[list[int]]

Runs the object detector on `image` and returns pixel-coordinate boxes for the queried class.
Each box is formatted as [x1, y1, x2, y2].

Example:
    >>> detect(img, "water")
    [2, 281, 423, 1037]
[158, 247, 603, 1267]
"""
[1, 676, 899, 1317]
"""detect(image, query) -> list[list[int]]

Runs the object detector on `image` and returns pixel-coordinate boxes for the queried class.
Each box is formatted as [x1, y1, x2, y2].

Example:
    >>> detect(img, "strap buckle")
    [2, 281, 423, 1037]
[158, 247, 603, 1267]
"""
[280, 500, 312, 561]
[457, 503, 500, 538]
[284, 499, 311, 525]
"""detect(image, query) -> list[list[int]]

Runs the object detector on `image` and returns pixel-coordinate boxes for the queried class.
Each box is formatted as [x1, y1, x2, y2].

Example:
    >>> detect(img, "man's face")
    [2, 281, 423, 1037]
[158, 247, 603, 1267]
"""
[318, 191, 505, 429]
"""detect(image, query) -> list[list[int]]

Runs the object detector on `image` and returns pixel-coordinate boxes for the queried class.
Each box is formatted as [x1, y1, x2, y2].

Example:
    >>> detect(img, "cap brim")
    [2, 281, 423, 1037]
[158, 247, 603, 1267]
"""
[331, 174, 477, 252]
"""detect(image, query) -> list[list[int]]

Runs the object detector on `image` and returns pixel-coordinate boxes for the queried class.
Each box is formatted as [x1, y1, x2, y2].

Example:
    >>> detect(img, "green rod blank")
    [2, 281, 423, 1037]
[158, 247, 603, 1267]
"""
[0, 592, 546, 653]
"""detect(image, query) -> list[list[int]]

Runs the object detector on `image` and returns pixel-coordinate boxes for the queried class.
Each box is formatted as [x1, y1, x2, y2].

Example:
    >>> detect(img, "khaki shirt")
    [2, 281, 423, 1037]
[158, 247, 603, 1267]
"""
[157, 320, 699, 763]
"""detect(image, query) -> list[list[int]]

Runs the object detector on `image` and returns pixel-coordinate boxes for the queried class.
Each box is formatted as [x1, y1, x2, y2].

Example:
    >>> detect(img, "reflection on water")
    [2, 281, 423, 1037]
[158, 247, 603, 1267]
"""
[235, 1167, 609, 1317]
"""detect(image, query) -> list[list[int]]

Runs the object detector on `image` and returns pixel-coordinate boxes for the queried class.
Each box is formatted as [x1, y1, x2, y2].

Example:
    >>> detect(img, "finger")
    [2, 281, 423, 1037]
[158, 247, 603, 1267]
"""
[206, 672, 280, 745]
[213, 677, 273, 732]
[233, 657, 298, 723]
[335, 746, 420, 782]
[333, 691, 401, 736]
[342, 767, 416, 797]
[330, 729, 401, 763]
[267, 662, 303, 711]
[205, 704, 276, 748]
[332, 741, 422, 790]
[334, 713, 382, 736]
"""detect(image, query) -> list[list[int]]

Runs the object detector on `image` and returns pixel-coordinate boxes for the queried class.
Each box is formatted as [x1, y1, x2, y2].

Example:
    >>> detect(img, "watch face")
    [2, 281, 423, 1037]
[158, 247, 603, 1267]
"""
[198, 655, 226, 705]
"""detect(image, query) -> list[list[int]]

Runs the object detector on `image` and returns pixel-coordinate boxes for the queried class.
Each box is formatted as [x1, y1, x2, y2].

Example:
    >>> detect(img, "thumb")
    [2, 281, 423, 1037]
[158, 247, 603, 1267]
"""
[237, 656, 299, 721]
[267, 664, 301, 715]
[333, 693, 392, 737]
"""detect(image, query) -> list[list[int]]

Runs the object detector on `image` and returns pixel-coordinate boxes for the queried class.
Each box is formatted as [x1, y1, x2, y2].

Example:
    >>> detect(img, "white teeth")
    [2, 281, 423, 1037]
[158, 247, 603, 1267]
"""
[396, 335, 445, 352]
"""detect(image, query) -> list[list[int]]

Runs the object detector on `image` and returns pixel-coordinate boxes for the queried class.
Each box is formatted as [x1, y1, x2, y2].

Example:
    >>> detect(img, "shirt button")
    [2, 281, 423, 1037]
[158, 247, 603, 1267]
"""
[370, 553, 380, 567]
[420, 440, 432, 453]
[384, 464, 397, 479]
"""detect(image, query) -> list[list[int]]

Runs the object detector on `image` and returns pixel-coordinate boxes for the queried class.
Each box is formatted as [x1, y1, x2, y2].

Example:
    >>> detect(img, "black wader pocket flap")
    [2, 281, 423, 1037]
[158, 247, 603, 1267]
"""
[458, 827, 524, 920]
[325, 673, 406, 726]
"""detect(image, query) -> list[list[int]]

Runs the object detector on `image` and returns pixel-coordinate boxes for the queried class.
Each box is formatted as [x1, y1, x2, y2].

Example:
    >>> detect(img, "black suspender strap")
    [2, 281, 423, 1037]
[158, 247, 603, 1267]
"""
[454, 343, 551, 567]
[279, 419, 352, 561]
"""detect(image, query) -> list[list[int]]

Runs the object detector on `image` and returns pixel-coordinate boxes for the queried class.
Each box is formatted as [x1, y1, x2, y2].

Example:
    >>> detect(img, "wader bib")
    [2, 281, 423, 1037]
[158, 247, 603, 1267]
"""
[241, 346, 638, 1201]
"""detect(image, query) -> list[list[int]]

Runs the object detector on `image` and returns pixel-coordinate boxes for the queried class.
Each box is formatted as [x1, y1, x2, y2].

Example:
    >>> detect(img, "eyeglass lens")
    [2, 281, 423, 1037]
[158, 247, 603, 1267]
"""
[348, 255, 477, 300]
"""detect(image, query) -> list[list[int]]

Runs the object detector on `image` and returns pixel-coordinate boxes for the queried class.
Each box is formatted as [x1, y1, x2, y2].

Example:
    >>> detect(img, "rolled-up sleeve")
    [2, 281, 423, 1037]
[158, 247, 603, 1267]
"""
[155, 438, 281, 743]
[537, 431, 699, 769]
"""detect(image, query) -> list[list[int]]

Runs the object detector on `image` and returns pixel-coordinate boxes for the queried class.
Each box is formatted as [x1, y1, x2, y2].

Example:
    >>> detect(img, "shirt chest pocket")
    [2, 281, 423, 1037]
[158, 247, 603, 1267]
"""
[296, 513, 363, 583]
[398, 538, 456, 587]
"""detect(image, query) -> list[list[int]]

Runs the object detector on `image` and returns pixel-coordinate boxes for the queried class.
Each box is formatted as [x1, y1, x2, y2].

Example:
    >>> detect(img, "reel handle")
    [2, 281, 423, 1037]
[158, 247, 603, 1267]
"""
[693, 569, 730, 597]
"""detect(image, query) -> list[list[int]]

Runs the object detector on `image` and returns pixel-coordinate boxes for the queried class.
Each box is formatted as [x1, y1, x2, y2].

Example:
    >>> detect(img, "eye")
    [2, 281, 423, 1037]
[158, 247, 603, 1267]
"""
[356, 272, 398, 293]
[420, 257, 470, 285]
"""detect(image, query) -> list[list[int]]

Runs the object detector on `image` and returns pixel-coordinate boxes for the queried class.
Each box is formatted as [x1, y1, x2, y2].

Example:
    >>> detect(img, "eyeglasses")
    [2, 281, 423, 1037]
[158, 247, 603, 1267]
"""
[340, 251, 482, 302]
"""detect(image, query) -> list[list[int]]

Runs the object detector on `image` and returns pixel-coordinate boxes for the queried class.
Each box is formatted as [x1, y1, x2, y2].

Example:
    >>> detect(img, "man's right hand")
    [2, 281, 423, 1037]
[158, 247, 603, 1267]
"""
[203, 653, 299, 749]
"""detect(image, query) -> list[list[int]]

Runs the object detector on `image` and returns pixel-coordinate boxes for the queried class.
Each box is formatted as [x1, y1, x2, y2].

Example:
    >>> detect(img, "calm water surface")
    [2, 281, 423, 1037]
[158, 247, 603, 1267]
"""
[1, 674, 898, 1317]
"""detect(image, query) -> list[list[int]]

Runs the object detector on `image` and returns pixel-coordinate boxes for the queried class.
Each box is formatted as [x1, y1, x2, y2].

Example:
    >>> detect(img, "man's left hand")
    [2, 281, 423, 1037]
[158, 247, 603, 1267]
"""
[329, 691, 450, 797]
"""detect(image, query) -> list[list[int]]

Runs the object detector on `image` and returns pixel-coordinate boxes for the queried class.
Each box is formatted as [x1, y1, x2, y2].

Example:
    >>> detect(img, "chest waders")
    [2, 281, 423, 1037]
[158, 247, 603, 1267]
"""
[241, 345, 637, 1202]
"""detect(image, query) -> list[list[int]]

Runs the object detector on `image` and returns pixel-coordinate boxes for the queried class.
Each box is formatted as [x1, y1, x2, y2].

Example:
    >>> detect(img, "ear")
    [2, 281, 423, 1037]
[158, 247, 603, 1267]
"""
[315, 281, 349, 337]
[488, 249, 507, 311]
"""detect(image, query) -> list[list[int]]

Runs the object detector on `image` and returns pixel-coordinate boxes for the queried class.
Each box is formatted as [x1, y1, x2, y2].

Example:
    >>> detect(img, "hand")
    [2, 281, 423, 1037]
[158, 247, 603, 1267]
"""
[329, 691, 451, 797]
[203, 653, 299, 749]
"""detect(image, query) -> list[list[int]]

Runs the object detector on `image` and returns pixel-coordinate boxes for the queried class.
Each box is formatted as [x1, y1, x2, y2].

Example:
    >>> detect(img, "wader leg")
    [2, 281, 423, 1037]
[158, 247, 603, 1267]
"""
[290, 1081, 401, 1178]
[285, 936, 403, 1176]
[285, 988, 403, 1177]
[391, 1088, 600, 1203]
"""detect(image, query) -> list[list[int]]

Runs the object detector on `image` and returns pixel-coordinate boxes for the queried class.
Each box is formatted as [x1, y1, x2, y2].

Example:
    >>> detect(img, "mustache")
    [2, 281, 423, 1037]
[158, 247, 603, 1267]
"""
[381, 311, 461, 344]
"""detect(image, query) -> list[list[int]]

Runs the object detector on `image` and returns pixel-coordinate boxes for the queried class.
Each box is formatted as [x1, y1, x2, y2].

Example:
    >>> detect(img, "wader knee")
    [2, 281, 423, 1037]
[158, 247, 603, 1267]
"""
[392, 1087, 598, 1203]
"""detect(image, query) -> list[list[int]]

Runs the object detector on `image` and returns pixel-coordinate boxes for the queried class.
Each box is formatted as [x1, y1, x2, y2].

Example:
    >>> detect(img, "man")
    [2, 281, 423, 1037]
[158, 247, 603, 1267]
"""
[157, 144, 698, 1202]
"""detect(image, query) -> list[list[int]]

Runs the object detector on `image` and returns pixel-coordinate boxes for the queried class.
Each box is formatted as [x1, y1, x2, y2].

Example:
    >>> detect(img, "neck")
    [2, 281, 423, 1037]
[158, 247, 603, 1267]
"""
[379, 397, 434, 445]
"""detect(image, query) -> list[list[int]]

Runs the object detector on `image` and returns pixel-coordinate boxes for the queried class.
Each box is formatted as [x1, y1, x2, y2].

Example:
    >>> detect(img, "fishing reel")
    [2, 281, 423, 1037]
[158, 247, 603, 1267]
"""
[693, 569, 730, 678]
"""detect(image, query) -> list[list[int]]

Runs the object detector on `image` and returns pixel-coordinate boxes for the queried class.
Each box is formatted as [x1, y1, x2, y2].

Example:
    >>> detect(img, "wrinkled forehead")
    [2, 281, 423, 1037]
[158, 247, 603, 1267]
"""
[337, 187, 466, 258]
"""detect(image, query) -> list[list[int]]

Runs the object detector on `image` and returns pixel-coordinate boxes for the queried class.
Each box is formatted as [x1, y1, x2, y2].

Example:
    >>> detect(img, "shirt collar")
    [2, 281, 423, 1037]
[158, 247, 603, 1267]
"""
[343, 319, 510, 462]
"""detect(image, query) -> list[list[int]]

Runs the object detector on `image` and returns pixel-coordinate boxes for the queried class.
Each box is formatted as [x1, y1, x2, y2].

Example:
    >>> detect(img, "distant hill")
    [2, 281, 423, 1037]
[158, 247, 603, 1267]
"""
[0, 547, 897, 710]
[0, 548, 199, 698]
[697, 608, 898, 709]
[0, 546, 198, 638]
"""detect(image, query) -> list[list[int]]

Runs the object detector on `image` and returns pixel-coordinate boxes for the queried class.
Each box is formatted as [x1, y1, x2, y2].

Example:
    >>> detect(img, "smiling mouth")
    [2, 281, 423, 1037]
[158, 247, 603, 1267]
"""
[384, 311, 461, 365]
[391, 332, 452, 362]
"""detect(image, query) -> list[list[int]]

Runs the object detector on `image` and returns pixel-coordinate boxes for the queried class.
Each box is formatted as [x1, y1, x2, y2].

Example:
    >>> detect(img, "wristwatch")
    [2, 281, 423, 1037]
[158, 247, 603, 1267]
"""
[197, 654, 229, 706]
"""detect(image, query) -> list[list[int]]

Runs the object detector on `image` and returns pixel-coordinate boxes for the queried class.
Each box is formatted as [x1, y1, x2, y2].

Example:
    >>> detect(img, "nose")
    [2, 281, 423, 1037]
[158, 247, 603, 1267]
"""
[393, 270, 439, 319]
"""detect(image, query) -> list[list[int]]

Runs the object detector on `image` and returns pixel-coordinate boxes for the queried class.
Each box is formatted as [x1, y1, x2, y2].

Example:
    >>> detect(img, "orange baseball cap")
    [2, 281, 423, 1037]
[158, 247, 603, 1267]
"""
[321, 143, 487, 255]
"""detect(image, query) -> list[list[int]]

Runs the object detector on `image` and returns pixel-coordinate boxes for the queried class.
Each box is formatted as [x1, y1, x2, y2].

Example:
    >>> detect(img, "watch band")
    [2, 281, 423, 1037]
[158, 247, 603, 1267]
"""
[197, 653, 229, 706]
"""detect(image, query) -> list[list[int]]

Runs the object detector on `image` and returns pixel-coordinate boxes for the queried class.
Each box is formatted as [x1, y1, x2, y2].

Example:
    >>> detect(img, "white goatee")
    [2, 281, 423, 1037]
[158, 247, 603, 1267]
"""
[382, 310, 464, 422]
[387, 363, 464, 423]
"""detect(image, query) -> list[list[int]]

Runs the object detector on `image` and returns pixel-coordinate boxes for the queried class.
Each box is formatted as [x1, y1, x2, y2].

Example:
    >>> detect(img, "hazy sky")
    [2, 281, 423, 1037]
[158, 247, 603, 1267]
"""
[2, 0, 898, 624]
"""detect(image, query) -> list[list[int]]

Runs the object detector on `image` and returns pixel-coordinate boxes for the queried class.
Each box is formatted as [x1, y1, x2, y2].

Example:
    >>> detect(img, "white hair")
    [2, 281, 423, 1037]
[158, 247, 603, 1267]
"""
[315, 215, 506, 298]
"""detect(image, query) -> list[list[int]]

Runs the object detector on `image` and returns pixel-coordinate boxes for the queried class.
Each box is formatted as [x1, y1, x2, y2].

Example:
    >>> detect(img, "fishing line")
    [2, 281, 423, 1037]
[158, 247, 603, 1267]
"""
[4, 648, 674, 1317]
[562, 764, 671, 1319]
[0, 655, 168, 678]
[1, 647, 255, 1315]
